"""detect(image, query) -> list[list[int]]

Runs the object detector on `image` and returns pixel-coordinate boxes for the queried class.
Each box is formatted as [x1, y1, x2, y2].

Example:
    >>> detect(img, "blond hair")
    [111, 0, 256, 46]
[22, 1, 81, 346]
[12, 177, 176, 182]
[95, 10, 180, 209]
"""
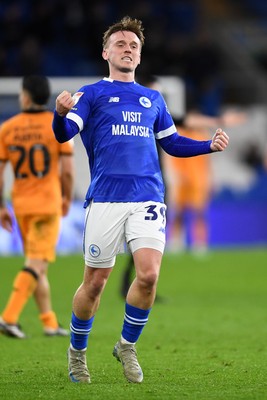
[102, 16, 145, 49]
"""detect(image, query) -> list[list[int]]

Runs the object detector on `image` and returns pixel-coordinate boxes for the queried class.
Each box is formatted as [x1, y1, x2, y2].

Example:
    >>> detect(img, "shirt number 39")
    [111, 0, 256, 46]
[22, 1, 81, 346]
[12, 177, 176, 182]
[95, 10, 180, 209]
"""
[144, 204, 166, 225]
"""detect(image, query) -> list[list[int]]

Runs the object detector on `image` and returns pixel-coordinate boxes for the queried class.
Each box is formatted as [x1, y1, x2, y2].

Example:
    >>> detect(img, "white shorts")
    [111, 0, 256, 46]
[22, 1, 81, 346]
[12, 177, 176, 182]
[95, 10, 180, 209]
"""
[83, 201, 167, 268]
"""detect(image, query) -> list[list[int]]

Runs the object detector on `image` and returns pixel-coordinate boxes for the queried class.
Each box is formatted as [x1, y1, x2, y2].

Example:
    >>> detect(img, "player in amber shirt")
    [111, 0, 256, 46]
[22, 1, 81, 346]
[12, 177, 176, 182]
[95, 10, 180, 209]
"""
[164, 109, 246, 253]
[0, 75, 74, 338]
[164, 125, 212, 252]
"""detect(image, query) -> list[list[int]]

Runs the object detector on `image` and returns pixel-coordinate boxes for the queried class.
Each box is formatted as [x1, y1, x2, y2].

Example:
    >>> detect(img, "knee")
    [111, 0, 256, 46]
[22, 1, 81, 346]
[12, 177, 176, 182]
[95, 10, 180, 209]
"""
[26, 260, 48, 276]
[89, 280, 105, 298]
[83, 274, 107, 299]
[138, 270, 158, 289]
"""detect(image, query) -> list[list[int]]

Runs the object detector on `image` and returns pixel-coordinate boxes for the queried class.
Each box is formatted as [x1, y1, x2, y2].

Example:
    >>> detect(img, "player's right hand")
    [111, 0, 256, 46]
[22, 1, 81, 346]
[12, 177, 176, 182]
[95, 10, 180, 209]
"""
[0, 208, 13, 233]
[61, 196, 71, 217]
[56, 90, 75, 117]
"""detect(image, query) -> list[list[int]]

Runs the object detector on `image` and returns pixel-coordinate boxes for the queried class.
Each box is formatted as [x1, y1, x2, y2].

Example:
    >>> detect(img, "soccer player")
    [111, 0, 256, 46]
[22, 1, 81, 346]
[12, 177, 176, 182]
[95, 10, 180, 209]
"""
[119, 74, 166, 299]
[164, 124, 212, 252]
[164, 110, 246, 253]
[0, 75, 74, 338]
[52, 16, 229, 384]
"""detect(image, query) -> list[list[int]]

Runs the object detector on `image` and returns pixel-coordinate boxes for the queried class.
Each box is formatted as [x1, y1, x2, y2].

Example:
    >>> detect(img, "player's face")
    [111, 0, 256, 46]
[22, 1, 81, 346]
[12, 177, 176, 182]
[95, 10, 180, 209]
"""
[102, 30, 141, 73]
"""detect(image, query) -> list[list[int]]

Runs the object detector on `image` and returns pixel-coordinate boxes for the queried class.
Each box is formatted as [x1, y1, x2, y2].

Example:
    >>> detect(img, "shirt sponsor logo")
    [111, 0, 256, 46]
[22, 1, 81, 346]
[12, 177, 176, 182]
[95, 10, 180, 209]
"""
[112, 124, 149, 137]
[139, 97, 151, 108]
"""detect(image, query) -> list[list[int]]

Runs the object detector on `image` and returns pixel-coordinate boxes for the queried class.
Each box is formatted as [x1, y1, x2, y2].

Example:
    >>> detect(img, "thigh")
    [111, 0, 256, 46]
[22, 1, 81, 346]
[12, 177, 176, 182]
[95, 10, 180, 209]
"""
[83, 202, 130, 267]
[17, 214, 60, 262]
[133, 247, 163, 277]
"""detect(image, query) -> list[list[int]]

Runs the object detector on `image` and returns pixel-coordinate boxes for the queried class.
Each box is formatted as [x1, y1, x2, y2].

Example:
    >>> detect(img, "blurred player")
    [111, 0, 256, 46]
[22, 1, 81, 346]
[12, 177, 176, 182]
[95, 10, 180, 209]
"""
[52, 16, 229, 384]
[165, 110, 246, 253]
[164, 123, 212, 253]
[0, 75, 74, 338]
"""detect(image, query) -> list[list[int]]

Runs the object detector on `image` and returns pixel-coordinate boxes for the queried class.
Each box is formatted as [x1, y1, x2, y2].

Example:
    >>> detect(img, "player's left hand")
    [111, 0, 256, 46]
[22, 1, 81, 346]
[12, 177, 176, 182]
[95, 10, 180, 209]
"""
[210, 128, 229, 152]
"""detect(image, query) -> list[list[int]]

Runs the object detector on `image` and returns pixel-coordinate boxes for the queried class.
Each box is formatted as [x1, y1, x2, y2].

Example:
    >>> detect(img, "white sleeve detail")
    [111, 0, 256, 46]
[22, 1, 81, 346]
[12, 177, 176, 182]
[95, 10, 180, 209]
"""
[67, 112, 84, 132]
[155, 124, 177, 139]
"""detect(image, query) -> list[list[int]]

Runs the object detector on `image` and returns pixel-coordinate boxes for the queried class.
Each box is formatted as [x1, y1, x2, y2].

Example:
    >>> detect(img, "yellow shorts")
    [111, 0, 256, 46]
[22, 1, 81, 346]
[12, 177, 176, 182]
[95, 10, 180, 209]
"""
[16, 214, 60, 262]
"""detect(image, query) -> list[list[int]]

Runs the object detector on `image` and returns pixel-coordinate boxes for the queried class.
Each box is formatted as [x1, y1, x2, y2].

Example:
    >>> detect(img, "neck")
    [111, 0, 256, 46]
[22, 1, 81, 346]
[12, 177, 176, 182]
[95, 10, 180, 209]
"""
[23, 104, 46, 111]
[109, 70, 135, 83]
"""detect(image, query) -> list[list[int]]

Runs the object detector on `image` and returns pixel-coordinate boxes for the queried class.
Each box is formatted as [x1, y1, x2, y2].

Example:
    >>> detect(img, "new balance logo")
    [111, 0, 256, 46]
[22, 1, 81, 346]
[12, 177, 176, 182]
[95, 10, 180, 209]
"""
[109, 97, 120, 102]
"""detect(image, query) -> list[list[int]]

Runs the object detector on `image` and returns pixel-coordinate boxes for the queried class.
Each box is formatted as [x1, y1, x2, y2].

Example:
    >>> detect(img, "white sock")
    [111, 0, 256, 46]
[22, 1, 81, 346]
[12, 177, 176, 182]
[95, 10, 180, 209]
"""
[120, 335, 136, 345]
[70, 343, 87, 351]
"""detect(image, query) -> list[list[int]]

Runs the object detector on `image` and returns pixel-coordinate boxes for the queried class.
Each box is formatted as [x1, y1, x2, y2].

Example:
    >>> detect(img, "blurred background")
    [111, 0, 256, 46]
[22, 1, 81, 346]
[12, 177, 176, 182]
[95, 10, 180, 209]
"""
[0, 0, 267, 254]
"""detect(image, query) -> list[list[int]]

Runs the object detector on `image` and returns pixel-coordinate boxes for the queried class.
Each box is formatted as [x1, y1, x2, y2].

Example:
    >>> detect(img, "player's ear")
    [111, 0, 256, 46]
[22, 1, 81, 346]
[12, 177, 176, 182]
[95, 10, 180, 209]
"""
[20, 89, 31, 109]
[102, 49, 108, 61]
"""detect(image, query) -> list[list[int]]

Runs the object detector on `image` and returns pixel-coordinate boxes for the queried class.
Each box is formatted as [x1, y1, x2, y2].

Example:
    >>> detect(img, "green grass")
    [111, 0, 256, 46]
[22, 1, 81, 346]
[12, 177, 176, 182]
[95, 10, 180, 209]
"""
[1, 249, 267, 399]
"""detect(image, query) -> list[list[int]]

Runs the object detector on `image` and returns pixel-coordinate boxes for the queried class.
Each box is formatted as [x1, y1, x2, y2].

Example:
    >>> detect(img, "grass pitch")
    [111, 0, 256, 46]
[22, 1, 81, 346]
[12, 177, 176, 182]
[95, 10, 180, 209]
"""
[0, 249, 267, 399]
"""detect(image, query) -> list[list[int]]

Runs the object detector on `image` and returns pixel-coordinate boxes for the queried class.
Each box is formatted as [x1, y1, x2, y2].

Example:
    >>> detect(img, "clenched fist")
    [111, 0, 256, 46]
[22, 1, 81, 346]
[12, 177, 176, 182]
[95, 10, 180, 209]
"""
[56, 91, 75, 117]
[210, 128, 229, 152]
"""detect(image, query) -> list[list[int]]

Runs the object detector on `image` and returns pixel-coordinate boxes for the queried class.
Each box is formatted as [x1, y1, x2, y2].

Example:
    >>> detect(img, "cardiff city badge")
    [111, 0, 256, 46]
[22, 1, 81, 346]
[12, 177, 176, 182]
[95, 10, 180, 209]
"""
[89, 244, 101, 258]
[139, 96, 151, 108]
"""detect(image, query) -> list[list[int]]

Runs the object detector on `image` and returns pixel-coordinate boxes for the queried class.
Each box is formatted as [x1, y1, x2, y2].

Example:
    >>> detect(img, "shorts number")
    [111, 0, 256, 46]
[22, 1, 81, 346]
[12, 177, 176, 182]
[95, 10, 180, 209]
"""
[9, 144, 50, 179]
[145, 204, 166, 224]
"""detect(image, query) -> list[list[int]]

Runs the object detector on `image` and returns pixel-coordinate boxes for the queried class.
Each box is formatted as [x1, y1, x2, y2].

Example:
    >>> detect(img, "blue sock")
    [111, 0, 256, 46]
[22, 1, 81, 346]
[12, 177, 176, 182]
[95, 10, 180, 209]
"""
[70, 312, 94, 350]
[121, 303, 151, 343]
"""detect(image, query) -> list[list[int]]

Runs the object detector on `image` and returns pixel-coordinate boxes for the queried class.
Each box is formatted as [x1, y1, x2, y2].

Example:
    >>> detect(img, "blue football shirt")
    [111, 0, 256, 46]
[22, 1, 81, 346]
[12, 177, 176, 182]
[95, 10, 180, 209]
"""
[67, 78, 176, 205]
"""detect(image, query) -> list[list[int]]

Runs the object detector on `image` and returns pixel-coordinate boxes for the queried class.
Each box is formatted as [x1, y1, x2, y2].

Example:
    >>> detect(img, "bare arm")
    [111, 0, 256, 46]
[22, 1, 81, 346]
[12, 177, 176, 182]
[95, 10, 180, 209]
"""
[0, 161, 13, 232]
[184, 110, 247, 129]
[60, 154, 74, 216]
[184, 112, 221, 129]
